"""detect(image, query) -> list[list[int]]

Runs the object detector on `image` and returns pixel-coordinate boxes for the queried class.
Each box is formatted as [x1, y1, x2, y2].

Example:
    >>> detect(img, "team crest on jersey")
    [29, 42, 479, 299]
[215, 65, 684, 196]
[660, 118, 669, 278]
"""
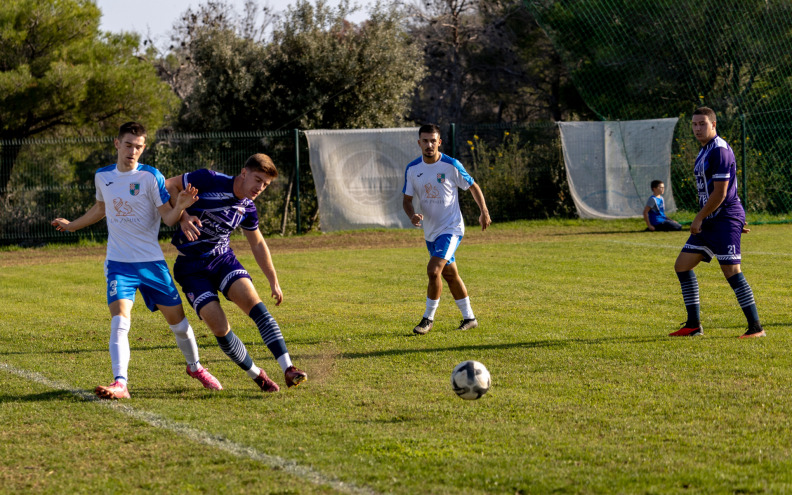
[437, 173, 446, 184]
[129, 183, 141, 196]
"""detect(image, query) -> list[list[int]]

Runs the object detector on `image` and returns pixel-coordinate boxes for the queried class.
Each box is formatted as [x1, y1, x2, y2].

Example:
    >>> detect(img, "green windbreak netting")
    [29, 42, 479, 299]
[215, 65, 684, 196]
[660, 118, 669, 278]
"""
[525, 0, 792, 218]
[0, 131, 303, 244]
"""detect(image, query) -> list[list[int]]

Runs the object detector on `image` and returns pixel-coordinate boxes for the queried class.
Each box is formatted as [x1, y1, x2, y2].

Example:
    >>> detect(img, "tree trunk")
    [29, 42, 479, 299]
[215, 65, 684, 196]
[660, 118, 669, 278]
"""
[0, 142, 22, 199]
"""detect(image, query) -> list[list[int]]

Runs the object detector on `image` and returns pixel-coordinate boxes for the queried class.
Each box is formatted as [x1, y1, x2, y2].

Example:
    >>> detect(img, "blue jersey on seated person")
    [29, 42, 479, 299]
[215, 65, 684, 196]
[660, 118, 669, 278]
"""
[645, 194, 681, 231]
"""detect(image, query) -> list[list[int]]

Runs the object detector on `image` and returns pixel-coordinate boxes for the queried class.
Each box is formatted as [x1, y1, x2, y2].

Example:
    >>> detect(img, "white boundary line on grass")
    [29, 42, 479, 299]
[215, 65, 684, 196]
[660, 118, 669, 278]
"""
[0, 362, 378, 495]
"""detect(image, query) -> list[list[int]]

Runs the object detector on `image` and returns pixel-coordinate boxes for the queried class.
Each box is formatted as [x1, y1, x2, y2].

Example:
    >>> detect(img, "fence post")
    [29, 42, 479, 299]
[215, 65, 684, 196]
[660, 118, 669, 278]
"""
[450, 123, 456, 158]
[294, 129, 301, 235]
[740, 114, 747, 206]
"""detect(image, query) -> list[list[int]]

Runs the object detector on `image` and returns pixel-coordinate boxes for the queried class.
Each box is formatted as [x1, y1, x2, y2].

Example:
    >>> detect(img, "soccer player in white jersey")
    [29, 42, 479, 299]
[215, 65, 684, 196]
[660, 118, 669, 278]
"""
[402, 124, 491, 335]
[51, 122, 222, 399]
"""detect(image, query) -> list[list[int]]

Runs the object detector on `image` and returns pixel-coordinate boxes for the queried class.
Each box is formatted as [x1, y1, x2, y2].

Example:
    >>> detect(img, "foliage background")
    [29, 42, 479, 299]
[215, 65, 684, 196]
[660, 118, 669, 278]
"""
[4, 0, 792, 244]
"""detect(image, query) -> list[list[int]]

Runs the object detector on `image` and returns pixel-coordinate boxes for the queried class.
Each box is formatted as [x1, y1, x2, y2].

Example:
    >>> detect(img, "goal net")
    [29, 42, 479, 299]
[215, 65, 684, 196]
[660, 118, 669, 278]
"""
[558, 118, 678, 219]
[303, 128, 419, 232]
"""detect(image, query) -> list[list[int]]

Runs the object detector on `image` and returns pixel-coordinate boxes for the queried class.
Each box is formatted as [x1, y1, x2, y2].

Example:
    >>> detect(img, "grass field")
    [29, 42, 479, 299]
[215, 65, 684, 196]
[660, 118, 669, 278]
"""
[2, 219, 792, 494]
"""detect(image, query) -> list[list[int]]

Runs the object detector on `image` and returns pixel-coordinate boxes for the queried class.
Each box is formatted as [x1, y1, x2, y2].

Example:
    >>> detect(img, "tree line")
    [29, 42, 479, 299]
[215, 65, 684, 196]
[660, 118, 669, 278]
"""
[0, 0, 589, 198]
[4, 0, 791, 235]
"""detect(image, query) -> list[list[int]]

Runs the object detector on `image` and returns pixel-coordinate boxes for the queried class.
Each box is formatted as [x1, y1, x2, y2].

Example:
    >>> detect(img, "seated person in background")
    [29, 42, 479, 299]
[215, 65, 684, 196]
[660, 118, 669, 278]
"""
[643, 180, 682, 231]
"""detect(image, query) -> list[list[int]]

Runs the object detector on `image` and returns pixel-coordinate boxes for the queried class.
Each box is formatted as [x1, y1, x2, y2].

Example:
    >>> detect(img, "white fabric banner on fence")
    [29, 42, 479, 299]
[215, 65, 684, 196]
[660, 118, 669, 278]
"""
[304, 128, 419, 232]
[558, 118, 679, 219]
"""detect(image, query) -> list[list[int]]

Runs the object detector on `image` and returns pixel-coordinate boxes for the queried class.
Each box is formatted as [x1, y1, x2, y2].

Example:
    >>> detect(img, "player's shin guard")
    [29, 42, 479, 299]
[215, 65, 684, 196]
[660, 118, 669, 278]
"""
[170, 317, 200, 370]
[676, 270, 701, 327]
[249, 302, 292, 371]
[727, 272, 760, 324]
[109, 315, 131, 383]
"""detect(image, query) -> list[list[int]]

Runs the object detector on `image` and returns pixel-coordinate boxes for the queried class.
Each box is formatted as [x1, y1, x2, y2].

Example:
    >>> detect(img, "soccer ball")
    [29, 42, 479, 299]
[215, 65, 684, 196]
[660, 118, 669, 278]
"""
[451, 360, 491, 400]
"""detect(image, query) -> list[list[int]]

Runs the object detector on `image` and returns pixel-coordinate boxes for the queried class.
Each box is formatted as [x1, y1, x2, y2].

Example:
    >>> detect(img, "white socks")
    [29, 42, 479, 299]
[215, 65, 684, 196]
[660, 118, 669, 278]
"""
[425, 297, 475, 320]
[277, 354, 293, 372]
[424, 297, 440, 320]
[246, 365, 261, 379]
[109, 315, 131, 383]
[169, 317, 201, 371]
[455, 297, 475, 320]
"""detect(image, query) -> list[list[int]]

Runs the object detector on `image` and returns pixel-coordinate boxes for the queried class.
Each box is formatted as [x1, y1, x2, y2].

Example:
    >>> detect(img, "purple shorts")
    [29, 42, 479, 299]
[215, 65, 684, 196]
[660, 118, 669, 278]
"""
[173, 250, 251, 317]
[681, 218, 743, 265]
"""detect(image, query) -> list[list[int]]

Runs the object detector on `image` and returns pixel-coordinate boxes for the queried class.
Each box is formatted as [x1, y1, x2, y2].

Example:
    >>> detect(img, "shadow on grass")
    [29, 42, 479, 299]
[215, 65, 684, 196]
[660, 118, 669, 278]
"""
[338, 334, 672, 360]
[0, 384, 242, 403]
[0, 389, 76, 403]
[292, 324, 784, 360]
[0, 342, 222, 357]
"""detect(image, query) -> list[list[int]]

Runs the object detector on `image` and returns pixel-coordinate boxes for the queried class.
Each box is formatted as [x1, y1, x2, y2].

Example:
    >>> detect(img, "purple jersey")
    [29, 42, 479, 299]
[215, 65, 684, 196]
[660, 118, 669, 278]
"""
[694, 136, 745, 224]
[171, 169, 259, 258]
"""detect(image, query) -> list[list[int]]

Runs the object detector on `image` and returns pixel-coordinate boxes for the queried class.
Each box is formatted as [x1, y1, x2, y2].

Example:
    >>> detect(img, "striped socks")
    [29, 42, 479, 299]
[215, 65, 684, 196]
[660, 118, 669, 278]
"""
[676, 270, 701, 327]
[727, 272, 760, 324]
[249, 302, 291, 371]
[215, 330, 260, 378]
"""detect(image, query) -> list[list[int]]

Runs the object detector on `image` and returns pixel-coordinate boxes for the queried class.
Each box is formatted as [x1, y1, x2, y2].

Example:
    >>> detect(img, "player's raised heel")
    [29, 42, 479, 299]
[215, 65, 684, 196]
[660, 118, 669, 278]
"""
[254, 369, 280, 392]
[285, 365, 307, 388]
[186, 366, 223, 390]
[669, 324, 703, 337]
[95, 380, 130, 400]
[740, 322, 766, 339]
[413, 317, 433, 335]
[456, 318, 478, 331]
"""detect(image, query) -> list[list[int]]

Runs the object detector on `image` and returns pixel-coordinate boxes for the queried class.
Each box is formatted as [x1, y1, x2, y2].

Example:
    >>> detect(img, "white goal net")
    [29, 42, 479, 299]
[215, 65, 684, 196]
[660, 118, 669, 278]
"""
[558, 118, 679, 219]
[303, 128, 419, 232]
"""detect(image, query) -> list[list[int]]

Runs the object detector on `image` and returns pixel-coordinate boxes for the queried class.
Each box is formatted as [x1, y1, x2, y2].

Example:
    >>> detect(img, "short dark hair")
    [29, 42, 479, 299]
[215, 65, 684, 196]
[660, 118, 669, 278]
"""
[692, 107, 716, 122]
[244, 153, 278, 178]
[118, 122, 147, 140]
[651, 180, 664, 189]
[418, 124, 441, 136]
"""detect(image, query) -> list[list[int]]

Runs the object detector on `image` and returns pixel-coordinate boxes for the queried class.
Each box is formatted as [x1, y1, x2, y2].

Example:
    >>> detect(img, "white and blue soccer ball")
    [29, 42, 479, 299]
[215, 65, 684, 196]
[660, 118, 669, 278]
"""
[451, 360, 491, 400]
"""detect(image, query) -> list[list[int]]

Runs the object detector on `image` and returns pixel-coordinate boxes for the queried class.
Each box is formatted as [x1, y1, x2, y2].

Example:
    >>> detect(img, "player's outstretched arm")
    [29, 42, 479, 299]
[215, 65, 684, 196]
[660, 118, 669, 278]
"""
[244, 227, 283, 306]
[468, 183, 491, 230]
[159, 183, 199, 227]
[51, 201, 106, 232]
[164, 175, 184, 201]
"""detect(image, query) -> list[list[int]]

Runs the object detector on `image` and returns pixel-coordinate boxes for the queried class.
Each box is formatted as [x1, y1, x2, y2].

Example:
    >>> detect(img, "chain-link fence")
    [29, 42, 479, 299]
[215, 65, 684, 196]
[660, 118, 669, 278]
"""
[526, 0, 792, 222]
[0, 123, 573, 245]
[0, 131, 314, 245]
[2, 117, 789, 245]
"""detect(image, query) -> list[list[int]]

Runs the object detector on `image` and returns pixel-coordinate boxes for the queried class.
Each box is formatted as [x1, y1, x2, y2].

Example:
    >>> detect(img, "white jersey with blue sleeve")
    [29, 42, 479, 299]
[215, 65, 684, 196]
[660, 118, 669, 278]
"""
[403, 153, 474, 242]
[95, 163, 170, 263]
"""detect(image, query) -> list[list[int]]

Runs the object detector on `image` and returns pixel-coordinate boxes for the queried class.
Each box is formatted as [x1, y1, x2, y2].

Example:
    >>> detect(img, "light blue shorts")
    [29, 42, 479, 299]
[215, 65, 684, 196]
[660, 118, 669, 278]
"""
[426, 234, 463, 264]
[105, 260, 182, 311]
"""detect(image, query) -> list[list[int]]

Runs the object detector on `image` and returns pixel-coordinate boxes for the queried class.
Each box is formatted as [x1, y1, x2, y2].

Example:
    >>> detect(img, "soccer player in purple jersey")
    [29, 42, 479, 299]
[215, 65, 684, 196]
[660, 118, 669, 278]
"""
[670, 107, 765, 338]
[165, 153, 307, 392]
[51, 122, 222, 399]
[403, 124, 491, 335]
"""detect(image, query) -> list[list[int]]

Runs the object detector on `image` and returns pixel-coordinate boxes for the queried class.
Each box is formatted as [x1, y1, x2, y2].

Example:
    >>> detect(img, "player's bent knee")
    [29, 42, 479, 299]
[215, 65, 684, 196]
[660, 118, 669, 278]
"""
[158, 304, 187, 325]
